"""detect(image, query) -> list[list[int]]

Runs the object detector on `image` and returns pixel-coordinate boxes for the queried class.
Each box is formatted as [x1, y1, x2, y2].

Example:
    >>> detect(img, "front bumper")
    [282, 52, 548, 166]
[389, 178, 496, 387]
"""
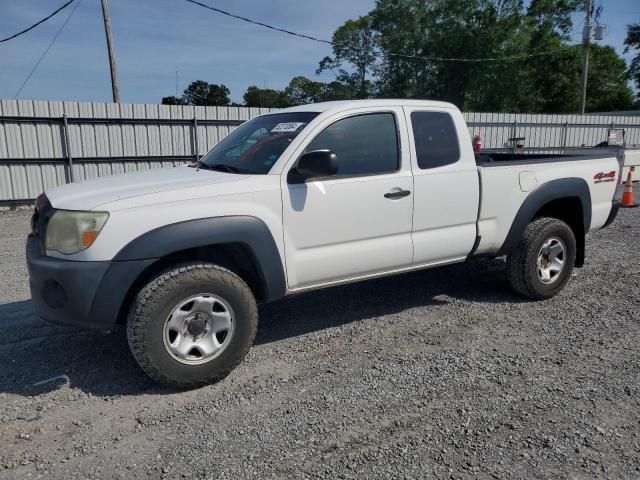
[26, 235, 154, 331]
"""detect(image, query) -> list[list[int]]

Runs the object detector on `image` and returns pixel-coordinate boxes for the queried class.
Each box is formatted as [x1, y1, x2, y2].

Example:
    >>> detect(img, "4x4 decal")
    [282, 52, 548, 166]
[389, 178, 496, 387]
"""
[594, 171, 616, 184]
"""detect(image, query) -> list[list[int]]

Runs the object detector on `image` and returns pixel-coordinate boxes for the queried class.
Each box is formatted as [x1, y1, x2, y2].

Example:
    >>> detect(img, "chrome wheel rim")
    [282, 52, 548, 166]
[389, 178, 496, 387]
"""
[163, 293, 235, 365]
[536, 237, 566, 285]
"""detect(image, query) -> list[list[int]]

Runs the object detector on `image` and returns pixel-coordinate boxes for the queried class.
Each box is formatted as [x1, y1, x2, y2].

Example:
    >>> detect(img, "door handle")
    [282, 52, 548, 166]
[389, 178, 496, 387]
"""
[384, 189, 411, 199]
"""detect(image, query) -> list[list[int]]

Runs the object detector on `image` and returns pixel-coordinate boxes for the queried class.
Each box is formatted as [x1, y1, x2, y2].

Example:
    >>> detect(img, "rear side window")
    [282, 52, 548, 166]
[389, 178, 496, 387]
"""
[411, 111, 460, 169]
[305, 113, 399, 176]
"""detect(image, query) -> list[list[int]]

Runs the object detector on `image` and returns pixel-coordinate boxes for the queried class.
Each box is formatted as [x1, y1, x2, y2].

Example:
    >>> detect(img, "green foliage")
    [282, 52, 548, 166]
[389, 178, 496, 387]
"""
[317, 16, 376, 98]
[586, 45, 634, 112]
[162, 77, 355, 108]
[320, 81, 356, 102]
[521, 0, 582, 112]
[370, 0, 535, 109]
[284, 76, 325, 105]
[162, 81, 230, 106]
[161, 96, 187, 106]
[182, 81, 230, 106]
[624, 23, 640, 104]
[526, 0, 581, 38]
[330, 0, 632, 112]
[243, 86, 292, 108]
[283, 76, 356, 104]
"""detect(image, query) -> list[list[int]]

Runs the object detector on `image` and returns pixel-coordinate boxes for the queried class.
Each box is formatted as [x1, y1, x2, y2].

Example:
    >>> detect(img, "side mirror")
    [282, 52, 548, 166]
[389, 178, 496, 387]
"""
[290, 150, 338, 182]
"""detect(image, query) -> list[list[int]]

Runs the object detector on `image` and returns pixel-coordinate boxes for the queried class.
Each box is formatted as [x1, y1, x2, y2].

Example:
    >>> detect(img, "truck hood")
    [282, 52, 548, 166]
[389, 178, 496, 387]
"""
[46, 166, 249, 211]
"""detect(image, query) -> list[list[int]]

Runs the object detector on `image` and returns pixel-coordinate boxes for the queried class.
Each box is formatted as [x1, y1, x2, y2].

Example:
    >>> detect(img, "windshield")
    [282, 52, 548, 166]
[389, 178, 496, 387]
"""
[199, 112, 319, 174]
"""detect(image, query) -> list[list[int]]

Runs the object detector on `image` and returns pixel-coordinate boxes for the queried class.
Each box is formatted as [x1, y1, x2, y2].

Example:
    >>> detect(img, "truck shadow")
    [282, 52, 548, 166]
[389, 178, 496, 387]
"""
[256, 258, 522, 344]
[0, 258, 524, 398]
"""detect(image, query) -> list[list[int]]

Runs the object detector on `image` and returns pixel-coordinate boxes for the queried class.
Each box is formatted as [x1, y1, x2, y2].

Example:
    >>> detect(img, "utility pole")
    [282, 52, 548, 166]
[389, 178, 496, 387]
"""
[101, 0, 120, 103]
[579, 0, 592, 114]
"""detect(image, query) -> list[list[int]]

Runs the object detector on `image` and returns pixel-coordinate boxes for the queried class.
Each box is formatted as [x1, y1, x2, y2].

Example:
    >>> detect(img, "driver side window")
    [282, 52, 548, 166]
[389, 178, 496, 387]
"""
[305, 113, 399, 176]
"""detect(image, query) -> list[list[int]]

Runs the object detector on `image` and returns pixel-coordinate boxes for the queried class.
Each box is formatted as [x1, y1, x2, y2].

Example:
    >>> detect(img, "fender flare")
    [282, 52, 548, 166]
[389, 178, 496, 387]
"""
[497, 178, 592, 260]
[114, 216, 287, 302]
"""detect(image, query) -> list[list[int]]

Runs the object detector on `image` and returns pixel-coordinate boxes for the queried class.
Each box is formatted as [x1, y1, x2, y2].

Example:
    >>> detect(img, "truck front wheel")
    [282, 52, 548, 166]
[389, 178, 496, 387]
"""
[126, 263, 258, 388]
[506, 217, 577, 300]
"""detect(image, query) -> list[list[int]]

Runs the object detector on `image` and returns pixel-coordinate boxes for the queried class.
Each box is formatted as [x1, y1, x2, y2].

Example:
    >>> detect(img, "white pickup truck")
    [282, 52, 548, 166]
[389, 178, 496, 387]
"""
[26, 100, 624, 388]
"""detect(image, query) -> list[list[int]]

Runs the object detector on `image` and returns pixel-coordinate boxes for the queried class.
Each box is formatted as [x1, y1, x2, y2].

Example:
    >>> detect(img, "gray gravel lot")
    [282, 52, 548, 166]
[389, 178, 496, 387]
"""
[0, 207, 639, 479]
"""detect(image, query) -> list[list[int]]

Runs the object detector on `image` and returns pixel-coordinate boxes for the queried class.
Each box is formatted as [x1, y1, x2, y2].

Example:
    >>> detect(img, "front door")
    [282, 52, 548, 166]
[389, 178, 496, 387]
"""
[282, 108, 414, 289]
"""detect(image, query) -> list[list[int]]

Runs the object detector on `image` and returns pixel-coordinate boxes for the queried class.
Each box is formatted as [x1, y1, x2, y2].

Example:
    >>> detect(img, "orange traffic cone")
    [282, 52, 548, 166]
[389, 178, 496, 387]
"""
[621, 170, 638, 208]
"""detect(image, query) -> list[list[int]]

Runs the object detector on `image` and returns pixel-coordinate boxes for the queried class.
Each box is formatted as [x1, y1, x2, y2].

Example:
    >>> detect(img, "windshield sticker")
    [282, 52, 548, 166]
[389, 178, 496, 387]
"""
[271, 122, 305, 133]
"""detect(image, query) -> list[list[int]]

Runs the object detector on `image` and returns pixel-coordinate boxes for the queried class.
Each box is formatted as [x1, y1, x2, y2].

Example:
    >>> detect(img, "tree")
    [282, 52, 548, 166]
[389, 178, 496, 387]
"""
[182, 81, 230, 106]
[316, 16, 377, 98]
[526, 0, 581, 38]
[161, 96, 187, 105]
[161, 81, 231, 106]
[371, 0, 530, 109]
[366, 0, 633, 112]
[624, 23, 640, 104]
[284, 76, 325, 105]
[586, 45, 633, 112]
[319, 81, 355, 102]
[243, 86, 291, 108]
[283, 76, 356, 104]
[521, 0, 583, 112]
[369, 0, 426, 99]
[522, 0, 632, 113]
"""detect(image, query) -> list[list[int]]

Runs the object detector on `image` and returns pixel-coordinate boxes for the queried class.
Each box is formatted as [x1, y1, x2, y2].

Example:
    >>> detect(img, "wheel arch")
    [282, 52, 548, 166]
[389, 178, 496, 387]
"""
[113, 216, 287, 323]
[497, 178, 591, 267]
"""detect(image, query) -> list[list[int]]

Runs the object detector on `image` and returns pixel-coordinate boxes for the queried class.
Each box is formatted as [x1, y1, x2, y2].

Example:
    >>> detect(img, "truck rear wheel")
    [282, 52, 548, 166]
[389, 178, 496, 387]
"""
[126, 263, 258, 389]
[506, 217, 576, 300]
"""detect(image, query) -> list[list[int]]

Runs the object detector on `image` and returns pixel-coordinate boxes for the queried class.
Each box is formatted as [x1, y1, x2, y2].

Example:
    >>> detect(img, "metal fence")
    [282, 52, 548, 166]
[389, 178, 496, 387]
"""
[464, 111, 640, 150]
[0, 100, 274, 204]
[1, 99, 640, 204]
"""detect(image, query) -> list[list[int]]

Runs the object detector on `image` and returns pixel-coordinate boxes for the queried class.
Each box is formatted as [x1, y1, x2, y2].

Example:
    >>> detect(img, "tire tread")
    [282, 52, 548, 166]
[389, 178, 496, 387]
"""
[506, 217, 576, 300]
[126, 263, 257, 389]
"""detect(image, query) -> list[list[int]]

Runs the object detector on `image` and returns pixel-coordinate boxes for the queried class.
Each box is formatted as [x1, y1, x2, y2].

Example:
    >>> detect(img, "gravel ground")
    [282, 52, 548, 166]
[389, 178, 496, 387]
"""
[0, 207, 639, 479]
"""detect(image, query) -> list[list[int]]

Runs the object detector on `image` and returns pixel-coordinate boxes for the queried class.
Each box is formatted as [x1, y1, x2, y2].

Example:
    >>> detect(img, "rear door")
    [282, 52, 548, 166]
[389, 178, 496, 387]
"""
[281, 107, 414, 289]
[404, 107, 480, 264]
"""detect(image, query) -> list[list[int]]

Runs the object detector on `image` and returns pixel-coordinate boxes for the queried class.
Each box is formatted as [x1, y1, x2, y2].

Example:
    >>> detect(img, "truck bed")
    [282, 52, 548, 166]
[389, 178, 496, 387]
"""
[476, 148, 623, 166]
[477, 146, 640, 181]
[473, 151, 621, 257]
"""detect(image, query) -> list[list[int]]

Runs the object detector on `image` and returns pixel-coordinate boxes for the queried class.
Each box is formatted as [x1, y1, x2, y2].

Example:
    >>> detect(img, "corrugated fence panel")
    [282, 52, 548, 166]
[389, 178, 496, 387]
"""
[464, 111, 640, 150]
[2, 100, 640, 203]
[146, 104, 162, 157]
[120, 103, 137, 158]
[106, 102, 124, 157]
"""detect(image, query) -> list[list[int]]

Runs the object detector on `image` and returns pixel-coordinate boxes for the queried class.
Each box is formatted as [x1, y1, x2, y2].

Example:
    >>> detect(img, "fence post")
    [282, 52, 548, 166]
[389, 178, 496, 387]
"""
[192, 117, 200, 162]
[561, 121, 569, 153]
[61, 114, 74, 183]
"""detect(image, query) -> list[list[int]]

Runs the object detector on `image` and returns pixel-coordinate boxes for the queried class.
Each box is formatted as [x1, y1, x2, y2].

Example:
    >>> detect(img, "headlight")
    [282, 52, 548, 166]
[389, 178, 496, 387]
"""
[46, 211, 109, 255]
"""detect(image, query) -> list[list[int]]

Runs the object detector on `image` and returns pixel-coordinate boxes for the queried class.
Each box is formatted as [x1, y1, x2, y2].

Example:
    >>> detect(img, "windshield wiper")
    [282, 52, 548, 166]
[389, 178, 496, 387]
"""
[200, 163, 251, 174]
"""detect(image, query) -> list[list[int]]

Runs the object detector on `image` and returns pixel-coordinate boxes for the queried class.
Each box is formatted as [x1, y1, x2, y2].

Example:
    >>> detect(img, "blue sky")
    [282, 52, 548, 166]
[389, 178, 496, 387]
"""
[0, 0, 639, 104]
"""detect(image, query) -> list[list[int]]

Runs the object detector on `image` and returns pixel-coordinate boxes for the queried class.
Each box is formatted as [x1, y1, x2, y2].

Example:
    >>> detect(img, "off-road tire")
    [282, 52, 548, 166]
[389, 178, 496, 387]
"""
[126, 263, 258, 389]
[506, 217, 577, 300]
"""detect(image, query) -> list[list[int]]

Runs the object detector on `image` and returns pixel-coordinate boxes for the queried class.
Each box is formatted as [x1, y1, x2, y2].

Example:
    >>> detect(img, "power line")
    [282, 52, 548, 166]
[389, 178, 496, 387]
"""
[14, 0, 84, 99]
[182, 0, 574, 62]
[384, 49, 571, 62]
[183, 0, 332, 45]
[0, 0, 76, 43]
